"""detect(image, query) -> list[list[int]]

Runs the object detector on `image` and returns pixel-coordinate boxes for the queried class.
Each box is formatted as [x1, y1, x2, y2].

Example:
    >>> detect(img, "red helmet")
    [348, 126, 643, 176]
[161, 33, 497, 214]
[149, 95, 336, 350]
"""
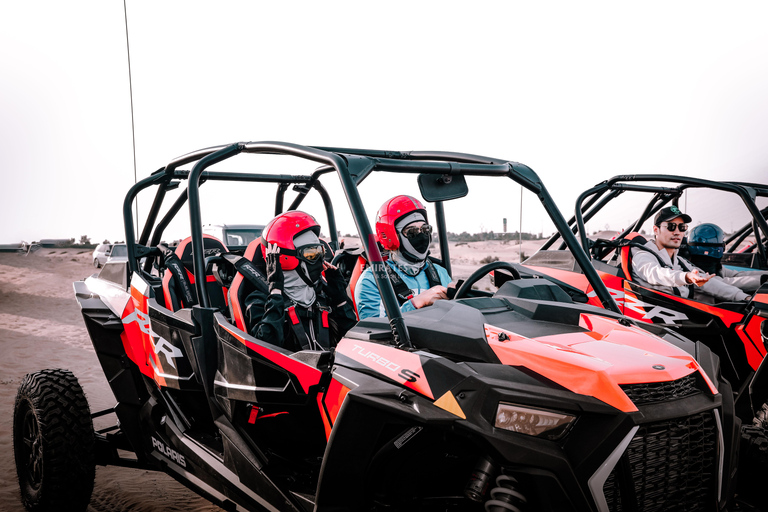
[375, 195, 428, 251]
[261, 211, 321, 270]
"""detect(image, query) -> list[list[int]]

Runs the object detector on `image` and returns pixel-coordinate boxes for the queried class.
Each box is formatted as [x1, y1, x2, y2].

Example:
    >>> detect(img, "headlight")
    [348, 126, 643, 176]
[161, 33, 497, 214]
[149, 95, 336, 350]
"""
[494, 403, 576, 440]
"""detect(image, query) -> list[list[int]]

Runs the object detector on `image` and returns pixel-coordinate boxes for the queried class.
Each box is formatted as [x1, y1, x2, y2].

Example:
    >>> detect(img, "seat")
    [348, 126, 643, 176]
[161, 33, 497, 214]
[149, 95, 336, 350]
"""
[161, 235, 229, 311]
[229, 238, 267, 331]
[618, 232, 647, 281]
[347, 255, 369, 319]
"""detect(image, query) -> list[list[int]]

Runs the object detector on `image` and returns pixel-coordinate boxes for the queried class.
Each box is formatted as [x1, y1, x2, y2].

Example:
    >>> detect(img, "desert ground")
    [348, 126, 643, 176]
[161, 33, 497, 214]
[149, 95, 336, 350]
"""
[0, 239, 543, 511]
[0, 249, 225, 512]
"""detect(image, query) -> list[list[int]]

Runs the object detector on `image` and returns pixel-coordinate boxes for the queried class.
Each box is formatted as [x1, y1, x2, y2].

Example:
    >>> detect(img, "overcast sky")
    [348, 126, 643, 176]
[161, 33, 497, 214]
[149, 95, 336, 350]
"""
[2, 2, 768, 244]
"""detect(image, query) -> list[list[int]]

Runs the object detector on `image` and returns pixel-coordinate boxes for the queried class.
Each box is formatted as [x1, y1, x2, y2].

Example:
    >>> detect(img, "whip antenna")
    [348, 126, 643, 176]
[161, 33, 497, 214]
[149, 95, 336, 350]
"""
[519, 185, 523, 262]
[123, 0, 139, 232]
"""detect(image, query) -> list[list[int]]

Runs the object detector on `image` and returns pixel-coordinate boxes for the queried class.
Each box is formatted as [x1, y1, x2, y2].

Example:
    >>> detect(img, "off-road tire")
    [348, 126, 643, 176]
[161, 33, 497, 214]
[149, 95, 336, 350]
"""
[737, 425, 768, 506]
[13, 369, 95, 512]
[754, 401, 768, 429]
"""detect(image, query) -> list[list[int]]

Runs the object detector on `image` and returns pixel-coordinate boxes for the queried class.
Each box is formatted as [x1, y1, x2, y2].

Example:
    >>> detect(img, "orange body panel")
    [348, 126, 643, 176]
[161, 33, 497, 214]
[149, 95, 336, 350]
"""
[735, 315, 768, 370]
[121, 280, 168, 386]
[217, 322, 323, 394]
[319, 379, 351, 440]
[486, 314, 716, 412]
[336, 339, 433, 399]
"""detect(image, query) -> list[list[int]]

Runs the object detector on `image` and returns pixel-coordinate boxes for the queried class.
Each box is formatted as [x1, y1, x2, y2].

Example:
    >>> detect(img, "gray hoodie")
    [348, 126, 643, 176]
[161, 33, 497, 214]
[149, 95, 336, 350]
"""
[631, 239, 749, 302]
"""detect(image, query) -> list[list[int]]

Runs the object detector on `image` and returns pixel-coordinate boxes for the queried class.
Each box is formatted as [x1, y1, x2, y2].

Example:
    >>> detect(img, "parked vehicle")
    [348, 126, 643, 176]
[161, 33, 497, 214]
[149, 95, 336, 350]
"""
[203, 223, 265, 248]
[13, 143, 750, 511]
[92, 243, 112, 267]
[516, 175, 768, 430]
[92, 243, 127, 268]
[105, 243, 128, 263]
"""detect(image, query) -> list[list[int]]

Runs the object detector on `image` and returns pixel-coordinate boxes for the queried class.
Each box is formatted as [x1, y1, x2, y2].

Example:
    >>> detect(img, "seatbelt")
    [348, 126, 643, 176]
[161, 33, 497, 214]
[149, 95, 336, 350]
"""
[423, 260, 442, 287]
[223, 250, 331, 350]
[220, 253, 269, 294]
[286, 306, 311, 351]
[158, 244, 197, 307]
[285, 300, 331, 351]
[676, 257, 697, 297]
[383, 260, 442, 305]
[619, 239, 696, 297]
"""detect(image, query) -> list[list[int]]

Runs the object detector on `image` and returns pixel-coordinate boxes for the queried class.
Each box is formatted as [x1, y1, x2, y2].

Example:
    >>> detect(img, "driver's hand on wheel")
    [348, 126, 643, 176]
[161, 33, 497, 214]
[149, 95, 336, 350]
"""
[411, 286, 448, 309]
[265, 243, 284, 294]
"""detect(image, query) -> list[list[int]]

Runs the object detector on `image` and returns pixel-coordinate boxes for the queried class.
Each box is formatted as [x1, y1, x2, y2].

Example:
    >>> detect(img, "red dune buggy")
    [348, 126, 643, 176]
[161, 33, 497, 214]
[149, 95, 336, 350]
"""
[13, 145, 754, 511]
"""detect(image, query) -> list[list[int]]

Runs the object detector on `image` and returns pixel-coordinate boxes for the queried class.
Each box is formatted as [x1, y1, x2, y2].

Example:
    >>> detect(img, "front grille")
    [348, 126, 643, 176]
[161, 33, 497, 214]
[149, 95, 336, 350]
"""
[603, 411, 718, 512]
[620, 373, 700, 406]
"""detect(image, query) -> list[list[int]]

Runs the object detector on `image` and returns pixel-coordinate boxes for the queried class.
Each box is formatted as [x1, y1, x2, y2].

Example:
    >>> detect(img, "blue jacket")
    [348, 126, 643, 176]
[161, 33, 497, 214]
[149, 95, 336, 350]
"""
[354, 260, 452, 320]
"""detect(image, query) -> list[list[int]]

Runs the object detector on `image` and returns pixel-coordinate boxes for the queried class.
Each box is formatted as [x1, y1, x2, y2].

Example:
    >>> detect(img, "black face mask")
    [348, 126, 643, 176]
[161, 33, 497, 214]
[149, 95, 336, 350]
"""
[407, 232, 431, 254]
[297, 260, 324, 287]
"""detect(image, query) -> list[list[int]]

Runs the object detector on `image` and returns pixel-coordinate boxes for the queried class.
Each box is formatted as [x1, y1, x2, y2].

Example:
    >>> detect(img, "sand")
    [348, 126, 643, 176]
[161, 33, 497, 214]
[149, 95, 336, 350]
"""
[0, 249, 223, 512]
[0, 240, 544, 511]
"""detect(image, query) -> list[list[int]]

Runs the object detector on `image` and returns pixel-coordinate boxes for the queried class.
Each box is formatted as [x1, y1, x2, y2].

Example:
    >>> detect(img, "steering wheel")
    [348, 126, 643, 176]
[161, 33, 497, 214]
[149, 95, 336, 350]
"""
[454, 261, 521, 299]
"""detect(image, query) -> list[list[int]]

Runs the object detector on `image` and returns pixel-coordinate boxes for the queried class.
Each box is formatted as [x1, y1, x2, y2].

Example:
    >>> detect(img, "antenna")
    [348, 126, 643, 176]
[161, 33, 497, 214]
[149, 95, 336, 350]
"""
[519, 185, 523, 261]
[123, 0, 138, 233]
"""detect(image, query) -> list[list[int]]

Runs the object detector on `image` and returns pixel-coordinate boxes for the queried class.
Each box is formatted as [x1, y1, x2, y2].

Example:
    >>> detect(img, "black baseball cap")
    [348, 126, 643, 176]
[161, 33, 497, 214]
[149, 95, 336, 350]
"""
[654, 205, 692, 225]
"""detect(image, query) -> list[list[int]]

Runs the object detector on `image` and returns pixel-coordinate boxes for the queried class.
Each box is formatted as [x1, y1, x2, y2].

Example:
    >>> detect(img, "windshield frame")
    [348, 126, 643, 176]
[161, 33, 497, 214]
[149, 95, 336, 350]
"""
[122, 142, 622, 346]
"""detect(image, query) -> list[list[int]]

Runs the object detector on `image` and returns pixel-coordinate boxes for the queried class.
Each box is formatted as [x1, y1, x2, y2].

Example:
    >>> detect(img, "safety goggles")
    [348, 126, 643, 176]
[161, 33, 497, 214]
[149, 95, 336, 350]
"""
[660, 222, 688, 232]
[401, 224, 433, 239]
[284, 244, 325, 263]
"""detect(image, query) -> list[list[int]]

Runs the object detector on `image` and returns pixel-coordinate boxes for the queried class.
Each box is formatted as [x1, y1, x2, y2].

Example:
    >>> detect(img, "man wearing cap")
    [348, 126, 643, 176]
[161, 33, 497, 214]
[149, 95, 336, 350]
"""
[630, 206, 751, 301]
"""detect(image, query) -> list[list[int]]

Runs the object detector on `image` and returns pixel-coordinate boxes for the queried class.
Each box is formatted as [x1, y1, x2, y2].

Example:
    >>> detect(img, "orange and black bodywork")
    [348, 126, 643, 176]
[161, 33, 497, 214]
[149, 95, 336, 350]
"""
[522, 263, 768, 374]
[521, 175, 768, 424]
[70, 145, 743, 512]
[76, 268, 739, 511]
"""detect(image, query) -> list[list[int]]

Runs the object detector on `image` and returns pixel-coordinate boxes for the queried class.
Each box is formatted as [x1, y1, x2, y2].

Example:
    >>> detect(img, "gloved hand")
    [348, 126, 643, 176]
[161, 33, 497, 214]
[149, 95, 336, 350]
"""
[322, 261, 348, 303]
[265, 243, 284, 294]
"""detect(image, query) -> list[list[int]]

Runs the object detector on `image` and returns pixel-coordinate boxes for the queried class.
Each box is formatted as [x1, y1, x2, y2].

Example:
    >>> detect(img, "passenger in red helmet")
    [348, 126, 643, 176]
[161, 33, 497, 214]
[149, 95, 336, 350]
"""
[355, 195, 452, 320]
[244, 211, 356, 351]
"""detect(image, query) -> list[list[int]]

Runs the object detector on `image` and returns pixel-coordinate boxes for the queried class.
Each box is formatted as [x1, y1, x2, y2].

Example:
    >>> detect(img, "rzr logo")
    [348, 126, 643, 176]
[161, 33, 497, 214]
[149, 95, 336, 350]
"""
[587, 289, 689, 325]
[151, 436, 187, 467]
[623, 294, 688, 324]
[123, 309, 183, 369]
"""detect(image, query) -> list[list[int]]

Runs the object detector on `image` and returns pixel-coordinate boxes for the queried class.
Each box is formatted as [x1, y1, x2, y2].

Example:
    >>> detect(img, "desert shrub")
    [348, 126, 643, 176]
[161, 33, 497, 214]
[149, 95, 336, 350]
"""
[479, 255, 499, 264]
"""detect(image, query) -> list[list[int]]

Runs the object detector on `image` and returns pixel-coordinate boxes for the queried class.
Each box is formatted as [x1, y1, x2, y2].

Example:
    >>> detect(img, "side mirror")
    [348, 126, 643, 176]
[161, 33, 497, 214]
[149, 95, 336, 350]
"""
[417, 173, 468, 202]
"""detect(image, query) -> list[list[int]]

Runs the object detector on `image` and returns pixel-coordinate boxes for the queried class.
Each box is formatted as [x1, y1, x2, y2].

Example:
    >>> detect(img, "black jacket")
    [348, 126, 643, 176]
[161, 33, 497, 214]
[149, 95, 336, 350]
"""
[244, 268, 357, 352]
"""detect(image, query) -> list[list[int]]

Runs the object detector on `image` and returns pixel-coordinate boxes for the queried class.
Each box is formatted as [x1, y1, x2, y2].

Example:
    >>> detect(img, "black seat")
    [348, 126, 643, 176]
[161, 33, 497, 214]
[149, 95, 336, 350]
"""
[161, 235, 229, 311]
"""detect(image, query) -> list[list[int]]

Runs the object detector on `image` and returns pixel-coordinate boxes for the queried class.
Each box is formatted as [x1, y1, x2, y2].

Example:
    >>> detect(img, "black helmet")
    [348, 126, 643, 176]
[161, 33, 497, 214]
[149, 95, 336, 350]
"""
[687, 223, 725, 259]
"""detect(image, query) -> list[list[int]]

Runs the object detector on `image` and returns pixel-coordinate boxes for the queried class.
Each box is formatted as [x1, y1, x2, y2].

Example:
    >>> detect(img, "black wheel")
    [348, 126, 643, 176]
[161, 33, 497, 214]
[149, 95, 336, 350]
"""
[93, 259, 101, 268]
[737, 425, 768, 506]
[13, 369, 95, 512]
[454, 261, 521, 299]
[754, 401, 768, 429]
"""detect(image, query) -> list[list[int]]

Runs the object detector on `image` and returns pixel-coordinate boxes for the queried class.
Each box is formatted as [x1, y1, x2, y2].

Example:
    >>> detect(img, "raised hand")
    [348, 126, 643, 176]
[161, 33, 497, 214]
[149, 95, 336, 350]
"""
[265, 243, 284, 293]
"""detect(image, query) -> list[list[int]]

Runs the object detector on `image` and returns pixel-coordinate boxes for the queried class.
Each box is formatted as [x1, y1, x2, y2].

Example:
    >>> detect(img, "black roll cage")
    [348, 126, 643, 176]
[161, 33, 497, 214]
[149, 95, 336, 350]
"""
[542, 174, 768, 268]
[122, 141, 622, 346]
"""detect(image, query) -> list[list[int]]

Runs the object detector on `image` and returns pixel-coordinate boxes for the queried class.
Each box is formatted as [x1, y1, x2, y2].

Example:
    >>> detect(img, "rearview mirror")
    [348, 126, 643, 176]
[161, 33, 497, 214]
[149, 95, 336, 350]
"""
[417, 173, 468, 202]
